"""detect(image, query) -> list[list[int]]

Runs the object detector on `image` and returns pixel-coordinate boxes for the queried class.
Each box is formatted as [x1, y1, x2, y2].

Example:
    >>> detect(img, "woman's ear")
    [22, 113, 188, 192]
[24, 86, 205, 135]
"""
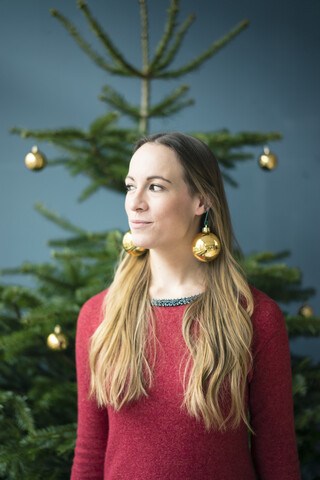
[195, 195, 206, 216]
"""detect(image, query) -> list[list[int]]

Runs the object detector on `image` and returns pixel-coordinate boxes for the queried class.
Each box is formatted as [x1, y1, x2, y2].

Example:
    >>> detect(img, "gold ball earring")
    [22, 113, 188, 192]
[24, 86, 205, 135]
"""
[192, 207, 221, 262]
[122, 231, 147, 256]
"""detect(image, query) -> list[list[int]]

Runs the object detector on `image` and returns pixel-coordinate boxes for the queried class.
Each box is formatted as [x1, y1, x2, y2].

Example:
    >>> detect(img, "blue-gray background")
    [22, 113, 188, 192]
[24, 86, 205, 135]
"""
[1, 0, 319, 358]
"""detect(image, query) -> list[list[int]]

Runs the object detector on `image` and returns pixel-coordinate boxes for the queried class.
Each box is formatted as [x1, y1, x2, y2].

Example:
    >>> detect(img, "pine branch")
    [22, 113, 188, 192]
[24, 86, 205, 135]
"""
[24, 301, 80, 324]
[47, 233, 108, 248]
[10, 126, 86, 141]
[0, 285, 43, 310]
[188, 130, 282, 184]
[99, 86, 140, 120]
[152, 12, 195, 73]
[286, 315, 320, 338]
[148, 84, 194, 117]
[0, 420, 76, 476]
[42, 157, 74, 167]
[77, 1, 141, 77]
[34, 204, 89, 236]
[139, 0, 149, 69]
[221, 152, 255, 165]
[247, 250, 292, 262]
[139, 0, 151, 132]
[1, 329, 45, 362]
[11, 121, 133, 198]
[0, 391, 35, 434]
[221, 172, 238, 187]
[0, 263, 78, 290]
[217, 158, 240, 170]
[50, 8, 121, 74]
[48, 229, 123, 253]
[77, 181, 103, 202]
[191, 129, 282, 148]
[11, 112, 120, 146]
[88, 112, 121, 135]
[295, 404, 320, 429]
[240, 251, 316, 304]
[149, 0, 181, 70]
[21, 423, 76, 453]
[212, 151, 255, 171]
[52, 248, 112, 260]
[156, 19, 249, 78]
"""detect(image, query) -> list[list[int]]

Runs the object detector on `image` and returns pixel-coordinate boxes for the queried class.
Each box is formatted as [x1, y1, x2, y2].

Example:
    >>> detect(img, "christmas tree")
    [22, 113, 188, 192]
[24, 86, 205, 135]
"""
[1, 1, 320, 478]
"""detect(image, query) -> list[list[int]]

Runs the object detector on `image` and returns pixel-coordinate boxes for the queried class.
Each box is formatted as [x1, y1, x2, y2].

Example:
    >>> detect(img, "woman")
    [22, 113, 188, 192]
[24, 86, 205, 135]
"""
[71, 132, 300, 479]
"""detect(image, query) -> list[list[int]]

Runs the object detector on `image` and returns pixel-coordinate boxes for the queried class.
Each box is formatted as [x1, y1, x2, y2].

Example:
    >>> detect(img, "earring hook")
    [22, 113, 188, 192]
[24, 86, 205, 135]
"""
[204, 202, 209, 227]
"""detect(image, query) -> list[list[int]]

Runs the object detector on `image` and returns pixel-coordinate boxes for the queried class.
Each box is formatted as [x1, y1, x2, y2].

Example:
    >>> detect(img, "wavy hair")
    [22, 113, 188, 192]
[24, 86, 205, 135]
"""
[89, 132, 254, 431]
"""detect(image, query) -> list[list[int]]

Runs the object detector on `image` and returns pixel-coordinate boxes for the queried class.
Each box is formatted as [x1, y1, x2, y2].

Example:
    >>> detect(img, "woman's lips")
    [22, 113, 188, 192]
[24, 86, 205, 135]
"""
[130, 220, 152, 229]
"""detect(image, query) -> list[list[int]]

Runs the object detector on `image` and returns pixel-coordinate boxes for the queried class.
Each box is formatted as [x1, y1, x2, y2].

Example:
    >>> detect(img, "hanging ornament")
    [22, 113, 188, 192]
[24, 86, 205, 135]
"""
[298, 304, 313, 318]
[47, 325, 68, 351]
[192, 207, 221, 263]
[122, 231, 147, 256]
[192, 225, 221, 262]
[25, 146, 46, 171]
[258, 146, 278, 171]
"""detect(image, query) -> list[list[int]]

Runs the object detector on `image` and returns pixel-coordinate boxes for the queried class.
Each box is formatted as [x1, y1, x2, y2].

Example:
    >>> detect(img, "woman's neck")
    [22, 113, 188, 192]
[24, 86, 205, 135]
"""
[148, 248, 206, 299]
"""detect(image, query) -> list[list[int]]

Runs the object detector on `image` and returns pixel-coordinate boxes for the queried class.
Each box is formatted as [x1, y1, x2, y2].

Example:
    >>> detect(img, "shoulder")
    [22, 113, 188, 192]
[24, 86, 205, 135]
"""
[249, 285, 287, 355]
[77, 289, 109, 338]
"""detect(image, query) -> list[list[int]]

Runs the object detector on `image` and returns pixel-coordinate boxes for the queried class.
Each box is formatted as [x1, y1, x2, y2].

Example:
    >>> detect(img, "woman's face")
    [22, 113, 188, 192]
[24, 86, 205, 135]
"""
[125, 142, 204, 252]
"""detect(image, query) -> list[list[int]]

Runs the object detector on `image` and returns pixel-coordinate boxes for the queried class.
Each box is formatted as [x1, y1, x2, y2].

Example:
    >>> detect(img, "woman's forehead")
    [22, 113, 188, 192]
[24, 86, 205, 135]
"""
[128, 143, 184, 178]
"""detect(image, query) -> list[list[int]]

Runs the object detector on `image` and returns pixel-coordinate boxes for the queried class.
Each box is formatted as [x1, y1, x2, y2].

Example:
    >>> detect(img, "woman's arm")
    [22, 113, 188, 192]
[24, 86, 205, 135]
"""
[71, 292, 109, 480]
[249, 294, 301, 480]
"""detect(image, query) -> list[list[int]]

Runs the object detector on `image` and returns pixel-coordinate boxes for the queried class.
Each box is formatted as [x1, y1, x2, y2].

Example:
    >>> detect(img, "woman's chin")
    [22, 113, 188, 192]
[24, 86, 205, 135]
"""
[131, 234, 152, 250]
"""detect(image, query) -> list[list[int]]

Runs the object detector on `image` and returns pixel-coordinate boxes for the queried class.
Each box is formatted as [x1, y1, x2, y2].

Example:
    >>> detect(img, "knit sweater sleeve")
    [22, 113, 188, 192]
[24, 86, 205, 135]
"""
[249, 289, 301, 480]
[71, 291, 109, 480]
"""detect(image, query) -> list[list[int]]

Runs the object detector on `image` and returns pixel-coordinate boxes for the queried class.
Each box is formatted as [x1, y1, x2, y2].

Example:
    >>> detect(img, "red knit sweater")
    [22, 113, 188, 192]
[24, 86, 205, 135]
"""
[71, 287, 301, 480]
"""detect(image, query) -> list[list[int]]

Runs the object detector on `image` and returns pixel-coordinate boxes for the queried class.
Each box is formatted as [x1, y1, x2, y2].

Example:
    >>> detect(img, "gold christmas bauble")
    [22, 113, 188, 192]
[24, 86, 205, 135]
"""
[192, 226, 221, 262]
[25, 146, 46, 171]
[258, 146, 278, 171]
[122, 231, 147, 256]
[47, 325, 68, 351]
[298, 304, 313, 318]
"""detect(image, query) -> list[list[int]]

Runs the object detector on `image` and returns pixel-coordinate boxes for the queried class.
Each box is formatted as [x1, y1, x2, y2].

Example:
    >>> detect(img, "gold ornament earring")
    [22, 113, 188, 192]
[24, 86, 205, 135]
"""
[191, 206, 221, 262]
[122, 231, 147, 256]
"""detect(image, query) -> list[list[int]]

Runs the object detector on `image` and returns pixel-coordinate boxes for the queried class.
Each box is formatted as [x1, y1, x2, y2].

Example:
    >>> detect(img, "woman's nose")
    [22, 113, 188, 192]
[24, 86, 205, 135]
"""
[127, 189, 148, 211]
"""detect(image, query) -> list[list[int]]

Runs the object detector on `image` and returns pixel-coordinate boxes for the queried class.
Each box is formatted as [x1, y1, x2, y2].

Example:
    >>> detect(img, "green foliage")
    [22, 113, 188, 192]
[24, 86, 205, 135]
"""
[193, 130, 282, 186]
[0, 390, 76, 479]
[240, 250, 320, 477]
[240, 251, 315, 304]
[11, 114, 136, 199]
[292, 356, 320, 476]
[0, 214, 122, 477]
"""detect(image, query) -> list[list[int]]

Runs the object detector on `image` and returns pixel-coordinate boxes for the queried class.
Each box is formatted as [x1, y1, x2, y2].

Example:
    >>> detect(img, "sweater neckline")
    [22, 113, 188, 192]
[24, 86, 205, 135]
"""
[150, 293, 202, 307]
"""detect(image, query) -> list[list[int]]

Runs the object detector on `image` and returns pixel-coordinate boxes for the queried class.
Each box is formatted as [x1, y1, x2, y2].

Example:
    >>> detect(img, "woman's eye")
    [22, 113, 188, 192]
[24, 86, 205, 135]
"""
[150, 184, 163, 192]
[125, 184, 134, 191]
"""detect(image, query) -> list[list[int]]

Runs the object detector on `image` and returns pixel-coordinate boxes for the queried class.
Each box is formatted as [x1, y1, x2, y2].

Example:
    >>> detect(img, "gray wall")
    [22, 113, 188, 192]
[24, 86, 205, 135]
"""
[1, 0, 320, 357]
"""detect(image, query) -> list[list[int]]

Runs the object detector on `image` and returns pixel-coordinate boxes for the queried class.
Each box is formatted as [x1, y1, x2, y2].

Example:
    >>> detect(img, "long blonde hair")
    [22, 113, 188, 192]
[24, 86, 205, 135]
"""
[89, 132, 254, 431]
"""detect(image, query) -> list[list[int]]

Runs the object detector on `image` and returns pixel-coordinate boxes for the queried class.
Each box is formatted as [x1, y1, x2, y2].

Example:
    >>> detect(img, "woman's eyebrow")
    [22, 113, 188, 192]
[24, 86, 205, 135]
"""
[147, 175, 172, 184]
[125, 175, 172, 184]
